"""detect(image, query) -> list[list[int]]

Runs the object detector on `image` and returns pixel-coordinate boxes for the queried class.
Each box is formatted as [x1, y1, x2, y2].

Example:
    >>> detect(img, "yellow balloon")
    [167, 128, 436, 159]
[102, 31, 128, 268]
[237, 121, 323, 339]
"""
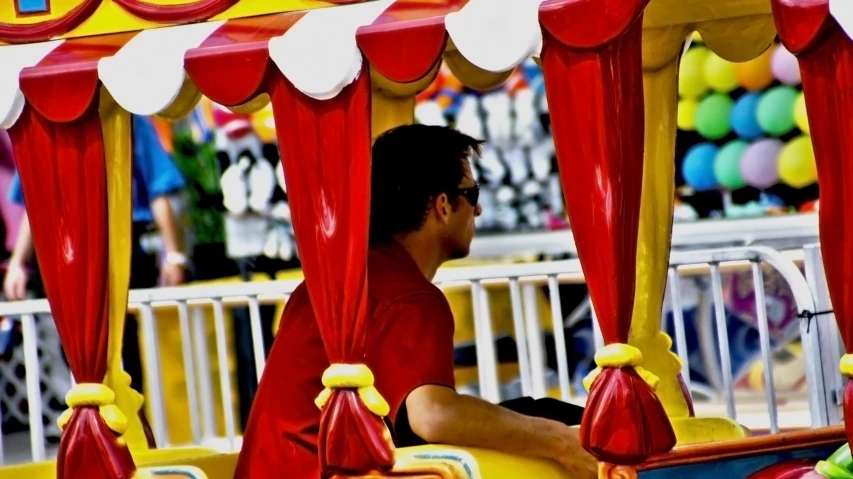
[692, 31, 704, 44]
[704, 53, 738, 93]
[251, 104, 277, 143]
[778, 135, 817, 188]
[677, 98, 698, 130]
[736, 44, 776, 91]
[794, 92, 809, 134]
[679, 47, 710, 99]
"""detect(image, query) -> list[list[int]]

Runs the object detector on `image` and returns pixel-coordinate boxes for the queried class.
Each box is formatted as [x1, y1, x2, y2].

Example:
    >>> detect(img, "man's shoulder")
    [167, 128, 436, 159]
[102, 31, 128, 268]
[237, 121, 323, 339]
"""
[367, 264, 444, 310]
[281, 281, 313, 320]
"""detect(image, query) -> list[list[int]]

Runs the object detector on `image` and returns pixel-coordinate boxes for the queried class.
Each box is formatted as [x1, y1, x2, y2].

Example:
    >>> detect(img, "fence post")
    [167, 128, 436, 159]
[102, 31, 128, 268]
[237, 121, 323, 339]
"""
[803, 244, 844, 426]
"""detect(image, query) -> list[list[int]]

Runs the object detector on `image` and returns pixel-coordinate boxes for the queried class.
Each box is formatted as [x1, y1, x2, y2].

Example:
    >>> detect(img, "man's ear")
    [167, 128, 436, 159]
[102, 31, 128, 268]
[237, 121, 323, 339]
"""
[434, 193, 451, 225]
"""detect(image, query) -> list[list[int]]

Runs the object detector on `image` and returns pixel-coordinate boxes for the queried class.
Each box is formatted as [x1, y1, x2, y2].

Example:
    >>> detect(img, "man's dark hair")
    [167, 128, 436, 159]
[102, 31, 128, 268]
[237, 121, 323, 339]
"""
[369, 124, 483, 244]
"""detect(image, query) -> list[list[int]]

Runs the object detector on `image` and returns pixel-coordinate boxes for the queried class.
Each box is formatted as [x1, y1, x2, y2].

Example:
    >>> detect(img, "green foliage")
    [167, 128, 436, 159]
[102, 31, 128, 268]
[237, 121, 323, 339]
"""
[171, 125, 225, 246]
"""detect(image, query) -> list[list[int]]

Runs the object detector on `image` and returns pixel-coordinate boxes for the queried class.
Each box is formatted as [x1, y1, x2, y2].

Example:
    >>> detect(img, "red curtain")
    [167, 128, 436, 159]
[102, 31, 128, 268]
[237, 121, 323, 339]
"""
[9, 102, 135, 479]
[539, 2, 675, 465]
[771, 0, 853, 446]
[268, 68, 394, 474]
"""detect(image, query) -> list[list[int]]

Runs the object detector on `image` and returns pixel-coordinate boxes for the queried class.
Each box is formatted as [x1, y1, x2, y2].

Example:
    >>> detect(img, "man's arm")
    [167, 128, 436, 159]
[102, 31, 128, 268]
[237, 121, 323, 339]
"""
[133, 115, 188, 286]
[372, 292, 595, 478]
[4, 212, 33, 300]
[150, 196, 186, 286]
[406, 386, 596, 478]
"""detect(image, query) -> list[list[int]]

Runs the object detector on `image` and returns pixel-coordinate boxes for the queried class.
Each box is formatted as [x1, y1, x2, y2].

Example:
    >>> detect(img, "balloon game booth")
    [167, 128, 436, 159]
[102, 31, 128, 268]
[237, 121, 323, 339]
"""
[1, 0, 853, 478]
[678, 36, 819, 216]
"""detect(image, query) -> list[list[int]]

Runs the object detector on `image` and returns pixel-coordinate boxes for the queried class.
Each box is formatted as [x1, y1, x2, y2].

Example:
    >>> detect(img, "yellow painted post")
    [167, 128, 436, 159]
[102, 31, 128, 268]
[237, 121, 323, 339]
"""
[101, 89, 149, 450]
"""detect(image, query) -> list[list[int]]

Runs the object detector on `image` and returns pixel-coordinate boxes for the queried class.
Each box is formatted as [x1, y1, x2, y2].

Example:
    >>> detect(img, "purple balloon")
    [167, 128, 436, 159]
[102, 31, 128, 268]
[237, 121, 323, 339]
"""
[771, 46, 801, 85]
[741, 139, 783, 189]
[0, 131, 12, 171]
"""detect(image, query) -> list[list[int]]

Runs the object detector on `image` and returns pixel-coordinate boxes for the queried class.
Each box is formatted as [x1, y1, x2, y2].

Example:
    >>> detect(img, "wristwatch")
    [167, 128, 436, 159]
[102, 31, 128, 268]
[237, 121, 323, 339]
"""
[165, 251, 188, 267]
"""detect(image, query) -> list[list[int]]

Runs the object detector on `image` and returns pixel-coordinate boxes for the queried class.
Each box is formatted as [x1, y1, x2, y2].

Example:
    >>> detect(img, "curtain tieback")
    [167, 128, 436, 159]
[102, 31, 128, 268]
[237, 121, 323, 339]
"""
[57, 383, 128, 436]
[315, 363, 390, 417]
[583, 343, 660, 392]
[840, 354, 853, 377]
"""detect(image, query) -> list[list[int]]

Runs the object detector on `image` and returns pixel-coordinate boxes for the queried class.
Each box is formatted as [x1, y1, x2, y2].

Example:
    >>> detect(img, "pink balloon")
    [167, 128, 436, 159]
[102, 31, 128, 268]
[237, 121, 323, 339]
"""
[740, 139, 783, 189]
[0, 131, 12, 170]
[771, 46, 801, 85]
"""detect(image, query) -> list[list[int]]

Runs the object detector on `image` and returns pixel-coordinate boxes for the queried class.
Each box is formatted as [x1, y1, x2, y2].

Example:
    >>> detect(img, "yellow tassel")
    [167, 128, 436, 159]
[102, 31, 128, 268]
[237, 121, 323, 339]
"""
[358, 386, 391, 417]
[66, 383, 115, 407]
[57, 383, 128, 435]
[595, 344, 643, 368]
[100, 404, 129, 435]
[322, 364, 375, 388]
[314, 388, 332, 410]
[57, 409, 73, 431]
[315, 364, 390, 417]
[582, 344, 660, 392]
[840, 354, 853, 377]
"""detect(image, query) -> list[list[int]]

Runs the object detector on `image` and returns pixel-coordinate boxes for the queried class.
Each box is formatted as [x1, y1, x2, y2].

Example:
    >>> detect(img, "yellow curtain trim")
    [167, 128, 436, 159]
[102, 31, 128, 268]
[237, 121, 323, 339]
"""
[840, 354, 853, 377]
[595, 343, 643, 367]
[57, 383, 129, 435]
[315, 364, 390, 417]
[583, 344, 660, 392]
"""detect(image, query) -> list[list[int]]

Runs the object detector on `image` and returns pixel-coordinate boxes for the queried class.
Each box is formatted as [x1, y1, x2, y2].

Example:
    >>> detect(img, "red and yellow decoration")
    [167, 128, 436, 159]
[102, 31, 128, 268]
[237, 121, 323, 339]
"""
[540, 0, 676, 465]
[6, 1, 851, 479]
[0, 0, 339, 43]
[771, 0, 853, 450]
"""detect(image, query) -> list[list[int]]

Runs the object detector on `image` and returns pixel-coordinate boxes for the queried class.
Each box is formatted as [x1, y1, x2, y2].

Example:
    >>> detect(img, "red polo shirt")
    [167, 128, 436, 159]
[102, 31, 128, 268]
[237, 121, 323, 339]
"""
[234, 242, 456, 479]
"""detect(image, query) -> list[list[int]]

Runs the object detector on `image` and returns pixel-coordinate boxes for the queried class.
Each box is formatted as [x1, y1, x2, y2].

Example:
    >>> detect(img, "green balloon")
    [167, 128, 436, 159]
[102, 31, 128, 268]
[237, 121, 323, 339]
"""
[714, 140, 748, 189]
[756, 86, 798, 136]
[695, 93, 734, 140]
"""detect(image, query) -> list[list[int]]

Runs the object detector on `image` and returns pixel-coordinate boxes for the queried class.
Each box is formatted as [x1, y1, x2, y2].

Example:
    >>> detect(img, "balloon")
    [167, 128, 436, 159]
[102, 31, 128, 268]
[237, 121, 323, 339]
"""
[210, 102, 252, 139]
[794, 92, 809, 134]
[741, 139, 783, 189]
[677, 98, 698, 130]
[199, 97, 216, 129]
[714, 140, 748, 189]
[679, 46, 710, 99]
[705, 52, 738, 93]
[730, 93, 763, 140]
[778, 136, 817, 188]
[416, 81, 441, 102]
[771, 45, 801, 85]
[736, 45, 775, 91]
[692, 31, 704, 43]
[756, 86, 798, 136]
[696, 93, 734, 140]
[682, 143, 719, 191]
[0, 130, 12, 170]
[251, 104, 277, 143]
[440, 65, 463, 92]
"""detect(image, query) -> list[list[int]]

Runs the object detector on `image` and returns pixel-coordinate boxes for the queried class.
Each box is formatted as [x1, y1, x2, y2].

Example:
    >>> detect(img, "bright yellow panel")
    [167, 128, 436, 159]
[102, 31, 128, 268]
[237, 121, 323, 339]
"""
[0, 0, 343, 42]
[212, 0, 335, 20]
[0, 0, 80, 25]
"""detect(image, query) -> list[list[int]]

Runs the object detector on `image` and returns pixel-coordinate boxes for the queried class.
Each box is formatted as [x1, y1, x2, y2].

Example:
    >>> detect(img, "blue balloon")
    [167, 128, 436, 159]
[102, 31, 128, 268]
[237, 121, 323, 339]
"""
[731, 93, 763, 140]
[683, 143, 720, 191]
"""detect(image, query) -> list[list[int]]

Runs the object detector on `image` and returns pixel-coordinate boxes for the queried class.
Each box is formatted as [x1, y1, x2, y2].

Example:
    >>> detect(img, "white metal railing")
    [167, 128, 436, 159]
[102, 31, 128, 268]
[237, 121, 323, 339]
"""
[470, 213, 819, 258]
[0, 245, 833, 465]
[802, 244, 846, 426]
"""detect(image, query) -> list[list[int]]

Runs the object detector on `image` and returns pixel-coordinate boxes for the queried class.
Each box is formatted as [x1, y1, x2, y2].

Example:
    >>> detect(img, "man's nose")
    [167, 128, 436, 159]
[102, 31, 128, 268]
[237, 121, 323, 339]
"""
[474, 204, 483, 217]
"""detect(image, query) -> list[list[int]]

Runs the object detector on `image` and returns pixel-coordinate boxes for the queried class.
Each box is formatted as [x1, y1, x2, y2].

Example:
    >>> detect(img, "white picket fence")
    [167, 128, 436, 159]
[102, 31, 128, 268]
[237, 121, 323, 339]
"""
[0, 243, 842, 465]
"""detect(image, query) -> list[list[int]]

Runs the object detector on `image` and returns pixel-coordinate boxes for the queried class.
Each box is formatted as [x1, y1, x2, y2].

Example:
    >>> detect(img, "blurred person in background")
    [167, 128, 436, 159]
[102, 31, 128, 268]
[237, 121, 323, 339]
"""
[3, 114, 188, 397]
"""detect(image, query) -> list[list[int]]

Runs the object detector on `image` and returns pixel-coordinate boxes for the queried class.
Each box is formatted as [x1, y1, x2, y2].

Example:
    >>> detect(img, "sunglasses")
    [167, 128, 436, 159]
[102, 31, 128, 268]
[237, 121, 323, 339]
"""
[456, 184, 480, 206]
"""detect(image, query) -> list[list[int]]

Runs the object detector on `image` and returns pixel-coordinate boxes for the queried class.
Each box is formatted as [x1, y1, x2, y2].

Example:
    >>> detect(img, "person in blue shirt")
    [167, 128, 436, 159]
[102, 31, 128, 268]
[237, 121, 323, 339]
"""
[3, 115, 188, 395]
